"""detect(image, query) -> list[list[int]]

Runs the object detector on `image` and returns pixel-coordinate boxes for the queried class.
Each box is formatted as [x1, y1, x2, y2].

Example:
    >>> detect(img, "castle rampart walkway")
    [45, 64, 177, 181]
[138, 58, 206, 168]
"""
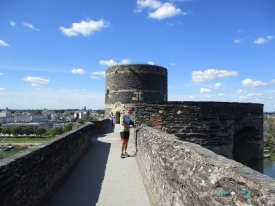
[47, 124, 151, 206]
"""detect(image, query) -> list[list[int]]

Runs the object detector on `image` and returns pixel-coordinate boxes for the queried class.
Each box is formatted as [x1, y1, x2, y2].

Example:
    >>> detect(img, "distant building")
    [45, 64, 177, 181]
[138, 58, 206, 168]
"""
[0, 107, 12, 118]
[42, 109, 51, 116]
[53, 122, 65, 129]
[73, 112, 79, 119]
[51, 114, 58, 121]
[73, 110, 88, 120]
[14, 115, 32, 122]
[78, 111, 87, 119]
[0, 117, 13, 123]
[14, 115, 49, 123]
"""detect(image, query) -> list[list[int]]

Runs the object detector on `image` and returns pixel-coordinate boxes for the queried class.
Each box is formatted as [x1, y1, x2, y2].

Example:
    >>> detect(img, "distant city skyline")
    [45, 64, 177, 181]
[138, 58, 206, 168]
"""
[0, 0, 274, 111]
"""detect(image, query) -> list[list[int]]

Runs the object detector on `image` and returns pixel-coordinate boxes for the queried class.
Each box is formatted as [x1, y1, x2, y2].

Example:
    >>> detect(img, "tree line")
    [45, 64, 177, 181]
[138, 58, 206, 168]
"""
[264, 117, 275, 160]
[0, 123, 73, 138]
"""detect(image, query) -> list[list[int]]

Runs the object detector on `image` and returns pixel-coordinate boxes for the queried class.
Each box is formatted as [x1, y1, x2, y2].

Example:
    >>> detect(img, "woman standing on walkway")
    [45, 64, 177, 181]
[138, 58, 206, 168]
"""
[109, 112, 115, 130]
[120, 109, 133, 158]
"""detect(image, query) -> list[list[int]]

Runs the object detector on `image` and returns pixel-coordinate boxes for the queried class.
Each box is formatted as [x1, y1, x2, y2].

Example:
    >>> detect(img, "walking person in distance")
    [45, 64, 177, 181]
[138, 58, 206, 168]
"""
[109, 112, 115, 130]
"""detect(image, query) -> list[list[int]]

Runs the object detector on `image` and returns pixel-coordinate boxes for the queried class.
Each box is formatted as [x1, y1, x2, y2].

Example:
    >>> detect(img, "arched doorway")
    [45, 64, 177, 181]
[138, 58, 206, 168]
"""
[115, 112, 120, 124]
[233, 126, 263, 172]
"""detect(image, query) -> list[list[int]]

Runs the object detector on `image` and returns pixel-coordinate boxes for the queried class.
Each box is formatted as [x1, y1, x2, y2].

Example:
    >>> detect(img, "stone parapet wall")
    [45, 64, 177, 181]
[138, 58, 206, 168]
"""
[133, 101, 264, 172]
[71, 121, 109, 133]
[133, 102, 263, 137]
[0, 119, 109, 206]
[135, 126, 275, 206]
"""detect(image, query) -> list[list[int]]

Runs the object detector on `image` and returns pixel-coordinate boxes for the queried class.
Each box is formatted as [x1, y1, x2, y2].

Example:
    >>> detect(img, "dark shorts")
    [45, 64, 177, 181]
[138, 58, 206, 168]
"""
[120, 131, 130, 141]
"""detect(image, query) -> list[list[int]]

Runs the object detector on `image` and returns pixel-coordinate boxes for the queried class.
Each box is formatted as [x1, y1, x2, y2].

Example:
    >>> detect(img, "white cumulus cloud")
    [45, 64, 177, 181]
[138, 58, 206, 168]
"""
[71, 68, 85, 75]
[136, 0, 183, 19]
[236, 89, 246, 94]
[23, 76, 49, 85]
[189, 95, 197, 99]
[99, 59, 118, 66]
[91, 71, 105, 80]
[214, 82, 223, 88]
[92, 72, 105, 78]
[239, 93, 263, 101]
[242, 78, 268, 88]
[23, 22, 39, 31]
[0, 40, 9, 46]
[192, 69, 238, 82]
[246, 93, 263, 97]
[136, 0, 161, 9]
[0, 88, 6, 91]
[239, 96, 248, 100]
[254, 36, 274, 44]
[121, 59, 131, 64]
[148, 62, 155, 65]
[9, 20, 15, 26]
[234, 39, 244, 44]
[200, 88, 211, 93]
[99, 59, 131, 66]
[91, 76, 100, 80]
[60, 19, 109, 37]
[31, 84, 42, 87]
[149, 2, 182, 19]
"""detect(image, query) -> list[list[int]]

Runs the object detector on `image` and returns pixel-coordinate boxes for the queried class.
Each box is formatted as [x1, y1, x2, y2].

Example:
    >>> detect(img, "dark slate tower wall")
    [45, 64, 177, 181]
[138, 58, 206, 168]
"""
[105, 64, 168, 116]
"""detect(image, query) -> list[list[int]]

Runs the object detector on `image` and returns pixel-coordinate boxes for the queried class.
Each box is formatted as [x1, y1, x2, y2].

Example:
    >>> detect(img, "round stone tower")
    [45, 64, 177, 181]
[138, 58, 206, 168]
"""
[105, 64, 167, 119]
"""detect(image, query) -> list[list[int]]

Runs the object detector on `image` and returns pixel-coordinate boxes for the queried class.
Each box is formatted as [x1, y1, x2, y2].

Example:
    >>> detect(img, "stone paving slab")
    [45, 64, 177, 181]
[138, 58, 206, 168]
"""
[47, 124, 151, 206]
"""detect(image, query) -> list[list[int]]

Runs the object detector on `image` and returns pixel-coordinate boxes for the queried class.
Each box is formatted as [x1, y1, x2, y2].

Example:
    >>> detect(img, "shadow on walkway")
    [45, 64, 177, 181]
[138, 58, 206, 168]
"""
[47, 130, 111, 206]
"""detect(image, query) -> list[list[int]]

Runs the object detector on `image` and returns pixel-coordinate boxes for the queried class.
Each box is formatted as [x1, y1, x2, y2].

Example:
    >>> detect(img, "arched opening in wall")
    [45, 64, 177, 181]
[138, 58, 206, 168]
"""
[233, 126, 262, 172]
[115, 112, 120, 124]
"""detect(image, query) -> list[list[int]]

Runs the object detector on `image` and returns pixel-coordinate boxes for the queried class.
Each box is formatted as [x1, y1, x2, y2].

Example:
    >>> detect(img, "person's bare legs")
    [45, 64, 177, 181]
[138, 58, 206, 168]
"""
[124, 139, 128, 153]
[120, 139, 125, 153]
[120, 139, 129, 157]
[121, 140, 128, 152]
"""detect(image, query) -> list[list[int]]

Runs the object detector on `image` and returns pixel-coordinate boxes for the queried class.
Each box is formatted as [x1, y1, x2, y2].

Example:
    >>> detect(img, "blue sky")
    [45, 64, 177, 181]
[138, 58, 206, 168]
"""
[0, 0, 274, 111]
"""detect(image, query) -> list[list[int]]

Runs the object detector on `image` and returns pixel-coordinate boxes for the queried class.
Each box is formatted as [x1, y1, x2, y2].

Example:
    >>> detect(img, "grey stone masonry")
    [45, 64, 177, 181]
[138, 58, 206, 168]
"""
[0, 120, 109, 206]
[133, 101, 264, 172]
[105, 64, 167, 105]
[135, 126, 275, 206]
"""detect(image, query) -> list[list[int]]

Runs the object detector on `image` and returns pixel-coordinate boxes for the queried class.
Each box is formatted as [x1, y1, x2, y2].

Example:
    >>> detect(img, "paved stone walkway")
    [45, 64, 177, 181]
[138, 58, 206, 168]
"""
[47, 124, 151, 206]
